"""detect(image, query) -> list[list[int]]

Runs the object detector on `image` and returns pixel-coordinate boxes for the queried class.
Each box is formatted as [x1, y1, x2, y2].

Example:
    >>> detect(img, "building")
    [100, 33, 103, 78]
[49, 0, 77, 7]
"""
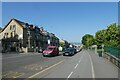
[59, 39, 70, 50]
[41, 30, 59, 49]
[0, 18, 34, 53]
[0, 18, 59, 53]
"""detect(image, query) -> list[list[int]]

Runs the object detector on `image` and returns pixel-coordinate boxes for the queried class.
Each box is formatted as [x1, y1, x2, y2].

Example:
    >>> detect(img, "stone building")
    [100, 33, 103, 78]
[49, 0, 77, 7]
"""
[0, 18, 59, 53]
[0, 18, 34, 53]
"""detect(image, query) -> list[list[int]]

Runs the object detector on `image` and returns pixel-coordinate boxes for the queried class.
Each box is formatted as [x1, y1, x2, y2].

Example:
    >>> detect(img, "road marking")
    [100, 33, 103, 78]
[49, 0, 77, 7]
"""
[13, 73, 25, 78]
[67, 72, 73, 79]
[3, 71, 25, 78]
[74, 64, 78, 69]
[28, 60, 65, 78]
[88, 52, 95, 78]
[79, 53, 84, 63]
[66, 52, 84, 80]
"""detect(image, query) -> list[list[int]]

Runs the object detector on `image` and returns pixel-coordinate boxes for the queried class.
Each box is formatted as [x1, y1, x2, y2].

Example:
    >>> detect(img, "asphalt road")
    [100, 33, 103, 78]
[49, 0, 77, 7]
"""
[2, 49, 119, 79]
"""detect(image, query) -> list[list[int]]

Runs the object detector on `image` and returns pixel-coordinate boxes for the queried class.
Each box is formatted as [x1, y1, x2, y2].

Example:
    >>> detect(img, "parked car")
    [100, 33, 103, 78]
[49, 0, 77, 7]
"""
[63, 48, 75, 56]
[73, 48, 77, 54]
[42, 46, 59, 57]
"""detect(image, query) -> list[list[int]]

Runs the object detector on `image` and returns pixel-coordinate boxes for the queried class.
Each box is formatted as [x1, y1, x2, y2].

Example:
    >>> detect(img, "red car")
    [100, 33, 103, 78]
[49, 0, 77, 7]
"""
[42, 46, 59, 57]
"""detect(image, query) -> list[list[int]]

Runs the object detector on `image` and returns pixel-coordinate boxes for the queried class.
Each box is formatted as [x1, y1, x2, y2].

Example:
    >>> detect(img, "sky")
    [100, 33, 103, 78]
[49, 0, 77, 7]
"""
[2, 2, 118, 43]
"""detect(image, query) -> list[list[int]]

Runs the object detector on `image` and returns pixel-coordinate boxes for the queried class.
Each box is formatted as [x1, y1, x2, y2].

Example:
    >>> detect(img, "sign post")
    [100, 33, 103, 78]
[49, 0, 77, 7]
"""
[48, 40, 50, 46]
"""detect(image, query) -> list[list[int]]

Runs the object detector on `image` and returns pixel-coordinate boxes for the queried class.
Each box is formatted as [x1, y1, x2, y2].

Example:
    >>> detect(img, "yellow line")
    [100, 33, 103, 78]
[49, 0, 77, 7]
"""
[28, 60, 65, 78]
[13, 73, 25, 78]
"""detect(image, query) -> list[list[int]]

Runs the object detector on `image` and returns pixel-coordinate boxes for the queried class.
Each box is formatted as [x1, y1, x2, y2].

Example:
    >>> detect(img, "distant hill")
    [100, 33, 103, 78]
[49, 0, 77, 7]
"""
[0, 27, 2, 30]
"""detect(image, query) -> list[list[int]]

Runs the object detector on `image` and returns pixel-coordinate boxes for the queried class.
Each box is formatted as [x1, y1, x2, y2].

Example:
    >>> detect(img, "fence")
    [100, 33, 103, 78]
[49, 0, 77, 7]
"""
[103, 46, 120, 68]
[104, 46, 120, 58]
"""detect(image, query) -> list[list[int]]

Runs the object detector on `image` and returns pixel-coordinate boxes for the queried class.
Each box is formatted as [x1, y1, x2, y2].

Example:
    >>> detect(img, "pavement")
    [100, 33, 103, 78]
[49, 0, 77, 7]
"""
[2, 49, 119, 79]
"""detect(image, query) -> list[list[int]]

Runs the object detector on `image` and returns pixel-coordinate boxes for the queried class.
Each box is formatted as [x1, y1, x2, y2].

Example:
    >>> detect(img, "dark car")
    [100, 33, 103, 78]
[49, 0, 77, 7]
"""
[73, 48, 77, 54]
[63, 48, 75, 56]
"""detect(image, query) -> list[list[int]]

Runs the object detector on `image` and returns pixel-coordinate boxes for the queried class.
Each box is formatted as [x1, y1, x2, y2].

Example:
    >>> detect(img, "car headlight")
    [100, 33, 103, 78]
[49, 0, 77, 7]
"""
[48, 51, 52, 54]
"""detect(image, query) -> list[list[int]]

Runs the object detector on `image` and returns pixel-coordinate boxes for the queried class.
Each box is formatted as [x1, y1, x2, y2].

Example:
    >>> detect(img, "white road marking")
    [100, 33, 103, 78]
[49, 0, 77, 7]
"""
[79, 53, 84, 63]
[67, 72, 73, 79]
[74, 64, 78, 69]
[66, 51, 84, 79]
[88, 52, 95, 78]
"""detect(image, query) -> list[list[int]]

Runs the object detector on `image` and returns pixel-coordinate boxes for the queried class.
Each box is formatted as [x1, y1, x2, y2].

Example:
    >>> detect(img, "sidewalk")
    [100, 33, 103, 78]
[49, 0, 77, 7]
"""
[88, 49, 119, 78]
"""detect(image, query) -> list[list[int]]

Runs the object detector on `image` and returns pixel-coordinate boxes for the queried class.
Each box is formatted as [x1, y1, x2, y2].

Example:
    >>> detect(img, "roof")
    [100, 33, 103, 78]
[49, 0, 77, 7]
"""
[0, 18, 32, 33]
[14, 19, 26, 27]
[0, 18, 25, 33]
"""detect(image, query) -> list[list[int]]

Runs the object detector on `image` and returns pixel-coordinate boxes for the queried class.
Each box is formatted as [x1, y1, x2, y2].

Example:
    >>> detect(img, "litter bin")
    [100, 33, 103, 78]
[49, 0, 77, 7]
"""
[97, 49, 102, 57]
[97, 45, 103, 57]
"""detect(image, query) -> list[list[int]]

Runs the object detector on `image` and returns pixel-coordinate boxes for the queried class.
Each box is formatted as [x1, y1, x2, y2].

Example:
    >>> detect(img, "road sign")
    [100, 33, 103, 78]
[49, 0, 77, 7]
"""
[48, 40, 50, 44]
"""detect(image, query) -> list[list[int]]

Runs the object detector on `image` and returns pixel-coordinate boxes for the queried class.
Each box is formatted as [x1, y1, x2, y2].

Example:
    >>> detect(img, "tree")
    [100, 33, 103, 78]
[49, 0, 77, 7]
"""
[95, 29, 106, 45]
[59, 40, 65, 47]
[116, 25, 120, 48]
[82, 34, 95, 48]
[105, 23, 118, 46]
[95, 23, 119, 47]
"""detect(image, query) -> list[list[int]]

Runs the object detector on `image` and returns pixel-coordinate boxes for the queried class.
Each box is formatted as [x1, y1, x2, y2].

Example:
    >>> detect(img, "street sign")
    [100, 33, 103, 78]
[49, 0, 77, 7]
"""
[48, 40, 50, 44]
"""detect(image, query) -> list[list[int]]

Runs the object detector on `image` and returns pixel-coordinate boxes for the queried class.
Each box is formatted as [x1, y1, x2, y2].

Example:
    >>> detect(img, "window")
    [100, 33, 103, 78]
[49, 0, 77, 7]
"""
[10, 25, 12, 30]
[6, 33, 8, 38]
[4, 33, 7, 38]
[10, 25, 16, 31]
[13, 25, 16, 31]
[11, 32, 13, 37]
[4, 33, 6, 38]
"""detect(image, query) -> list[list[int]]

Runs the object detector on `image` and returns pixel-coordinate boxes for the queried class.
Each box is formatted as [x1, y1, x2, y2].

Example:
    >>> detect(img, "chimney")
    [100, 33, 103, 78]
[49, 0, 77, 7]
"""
[29, 24, 33, 29]
[25, 23, 29, 26]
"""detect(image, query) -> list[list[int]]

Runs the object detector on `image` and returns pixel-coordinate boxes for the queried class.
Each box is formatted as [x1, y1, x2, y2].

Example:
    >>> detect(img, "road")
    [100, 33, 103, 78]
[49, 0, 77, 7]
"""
[2, 49, 119, 79]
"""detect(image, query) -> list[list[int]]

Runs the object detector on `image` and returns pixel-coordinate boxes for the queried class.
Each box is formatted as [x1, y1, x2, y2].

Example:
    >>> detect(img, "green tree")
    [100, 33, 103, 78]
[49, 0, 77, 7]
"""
[59, 40, 65, 47]
[116, 25, 120, 48]
[95, 29, 106, 45]
[95, 23, 119, 47]
[105, 23, 118, 46]
[82, 34, 94, 48]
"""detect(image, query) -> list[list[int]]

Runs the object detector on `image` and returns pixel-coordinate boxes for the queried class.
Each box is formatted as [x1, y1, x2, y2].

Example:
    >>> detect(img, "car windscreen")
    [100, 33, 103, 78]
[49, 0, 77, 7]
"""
[65, 48, 73, 51]
[46, 48, 54, 50]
